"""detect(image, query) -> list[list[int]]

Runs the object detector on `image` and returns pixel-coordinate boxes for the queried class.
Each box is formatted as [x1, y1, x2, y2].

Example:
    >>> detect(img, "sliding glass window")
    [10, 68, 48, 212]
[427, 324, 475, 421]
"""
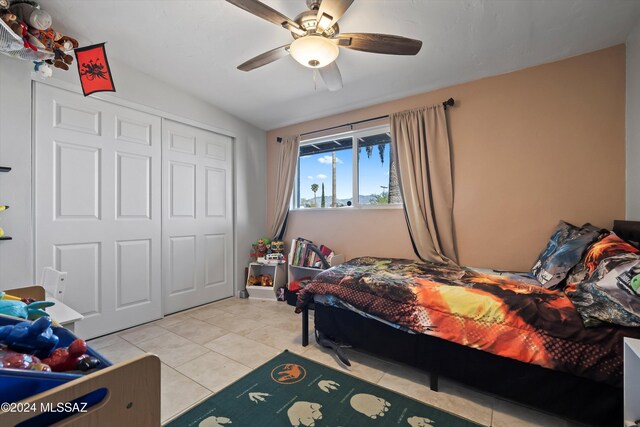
[293, 125, 401, 209]
[296, 137, 353, 208]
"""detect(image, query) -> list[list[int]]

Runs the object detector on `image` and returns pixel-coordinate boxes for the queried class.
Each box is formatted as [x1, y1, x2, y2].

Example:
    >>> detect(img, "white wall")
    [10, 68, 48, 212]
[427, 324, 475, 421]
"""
[627, 19, 640, 219]
[0, 57, 34, 288]
[0, 55, 267, 296]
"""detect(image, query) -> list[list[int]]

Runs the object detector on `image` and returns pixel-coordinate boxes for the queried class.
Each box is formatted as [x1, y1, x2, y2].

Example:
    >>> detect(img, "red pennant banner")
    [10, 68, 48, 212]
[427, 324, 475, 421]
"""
[74, 43, 116, 96]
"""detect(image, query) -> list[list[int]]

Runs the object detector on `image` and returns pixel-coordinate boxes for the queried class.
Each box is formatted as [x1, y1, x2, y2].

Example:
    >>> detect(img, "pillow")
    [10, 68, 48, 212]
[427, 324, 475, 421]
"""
[566, 232, 640, 291]
[567, 252, 640, 327]
[565, 232, 640, 327]
[530, 221, 602, 289]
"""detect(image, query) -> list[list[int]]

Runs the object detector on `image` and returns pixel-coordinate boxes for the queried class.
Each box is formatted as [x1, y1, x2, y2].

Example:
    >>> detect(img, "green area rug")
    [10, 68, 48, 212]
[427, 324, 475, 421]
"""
[166, 350, 480, 427]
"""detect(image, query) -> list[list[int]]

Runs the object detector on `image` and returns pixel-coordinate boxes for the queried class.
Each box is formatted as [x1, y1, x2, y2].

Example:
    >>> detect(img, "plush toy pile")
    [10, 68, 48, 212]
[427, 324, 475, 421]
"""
[0, 0, 78, 76]
[247, 273, 273, 287]
[0, 312, 101, 373]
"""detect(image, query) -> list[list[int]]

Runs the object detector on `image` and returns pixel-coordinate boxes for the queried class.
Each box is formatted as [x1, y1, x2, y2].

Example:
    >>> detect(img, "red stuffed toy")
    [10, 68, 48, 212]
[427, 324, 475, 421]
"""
[15, 21, 37, 51]
[41, 338, 100, 372]
[0, 346, 50, 371]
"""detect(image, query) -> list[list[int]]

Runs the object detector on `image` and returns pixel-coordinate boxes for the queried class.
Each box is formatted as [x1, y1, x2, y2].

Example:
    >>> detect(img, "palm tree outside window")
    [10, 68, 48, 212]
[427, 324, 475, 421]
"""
[292, 125, 401, 209]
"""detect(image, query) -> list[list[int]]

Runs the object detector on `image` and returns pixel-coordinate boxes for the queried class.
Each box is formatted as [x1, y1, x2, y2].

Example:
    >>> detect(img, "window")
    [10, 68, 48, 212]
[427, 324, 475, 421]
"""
[293, 126, 401, 209]
[296, 137, 353, 208]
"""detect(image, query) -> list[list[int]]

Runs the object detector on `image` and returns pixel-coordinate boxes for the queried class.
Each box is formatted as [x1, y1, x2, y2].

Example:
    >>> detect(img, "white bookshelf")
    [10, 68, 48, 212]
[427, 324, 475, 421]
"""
[288, 249, 344, 286]
[246, 262, 287, 301]
[625, 337, 640, 426]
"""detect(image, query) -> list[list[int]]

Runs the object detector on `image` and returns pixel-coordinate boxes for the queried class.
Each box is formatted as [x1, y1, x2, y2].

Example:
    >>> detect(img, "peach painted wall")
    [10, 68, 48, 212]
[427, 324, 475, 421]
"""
[266, 46, 626, 271]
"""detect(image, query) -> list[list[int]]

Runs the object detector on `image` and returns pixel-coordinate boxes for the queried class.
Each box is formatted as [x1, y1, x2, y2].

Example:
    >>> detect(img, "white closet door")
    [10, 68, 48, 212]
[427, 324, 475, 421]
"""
[162, 119, 234, 314]
[34, 83, 162, 339]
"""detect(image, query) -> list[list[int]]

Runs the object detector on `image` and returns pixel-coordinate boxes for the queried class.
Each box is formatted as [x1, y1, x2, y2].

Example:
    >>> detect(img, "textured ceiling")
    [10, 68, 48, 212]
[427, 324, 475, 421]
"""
[40, 0, 640, 130]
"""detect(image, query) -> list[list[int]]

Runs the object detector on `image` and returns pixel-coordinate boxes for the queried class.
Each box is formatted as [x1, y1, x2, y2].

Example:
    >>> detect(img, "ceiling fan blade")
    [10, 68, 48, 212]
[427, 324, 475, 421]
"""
[336, 33, 422, 55]
[316, 0, 354, 32]
[226, 0, 305, 35]
[318, 61, 343, 92]
[238, 45, 290, 71]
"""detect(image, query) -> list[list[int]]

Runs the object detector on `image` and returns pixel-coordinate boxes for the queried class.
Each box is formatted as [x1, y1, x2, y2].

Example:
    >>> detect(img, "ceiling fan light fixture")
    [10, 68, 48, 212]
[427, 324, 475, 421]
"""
[290, 35, 339, 68]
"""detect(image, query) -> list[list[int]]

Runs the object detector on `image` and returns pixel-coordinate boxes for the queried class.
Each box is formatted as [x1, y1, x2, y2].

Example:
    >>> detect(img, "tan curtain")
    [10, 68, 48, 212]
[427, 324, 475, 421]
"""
[390, 105, 458, 264]
[270, 135, 300, 239]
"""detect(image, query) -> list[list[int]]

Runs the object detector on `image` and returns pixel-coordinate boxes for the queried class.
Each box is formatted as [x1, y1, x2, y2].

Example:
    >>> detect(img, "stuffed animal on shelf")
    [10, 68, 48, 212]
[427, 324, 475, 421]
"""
[29, 25, 54, 49]
[270, 240, 285, 254]
[0, 345, 51, 371]
[1, 12, 19, 34]
[12, 21, 37, 50]
[0, 291, 55, 320]
[56, 35, 78, 51]
[10, 1, 52, 31]
[49, 34, 78, 70]
[260, 274, 273, 287]
[256, 239, 269, 259]
[0, 316, 59, 358]
[31, 28, 78, 70]
[6, 1, 79, 76]
[33, 60, 52, 78]
[42, 338, 101, 372]
[248, 274, 273, 287]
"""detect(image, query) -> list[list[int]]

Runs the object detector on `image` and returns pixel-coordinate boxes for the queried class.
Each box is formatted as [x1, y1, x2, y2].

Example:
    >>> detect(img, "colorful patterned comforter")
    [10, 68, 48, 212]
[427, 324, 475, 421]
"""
[296, 257, 640, 386]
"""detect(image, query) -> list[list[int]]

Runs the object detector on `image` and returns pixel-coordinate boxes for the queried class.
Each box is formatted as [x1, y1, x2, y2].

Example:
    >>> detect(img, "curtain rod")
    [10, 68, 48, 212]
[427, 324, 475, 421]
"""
[277, 98, 455, 143]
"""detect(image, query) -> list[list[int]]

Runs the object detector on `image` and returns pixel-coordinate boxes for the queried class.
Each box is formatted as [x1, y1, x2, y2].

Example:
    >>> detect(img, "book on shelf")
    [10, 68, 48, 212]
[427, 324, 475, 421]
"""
[289, 237, 335, 268]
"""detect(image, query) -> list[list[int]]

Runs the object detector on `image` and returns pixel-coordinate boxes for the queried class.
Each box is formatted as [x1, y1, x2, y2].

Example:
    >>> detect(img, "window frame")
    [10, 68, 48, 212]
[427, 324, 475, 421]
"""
[291, 124, 402, 211]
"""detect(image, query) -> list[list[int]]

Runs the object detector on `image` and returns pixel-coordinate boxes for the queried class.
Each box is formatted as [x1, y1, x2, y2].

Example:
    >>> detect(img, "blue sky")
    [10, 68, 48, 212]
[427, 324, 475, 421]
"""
[299, 144, 392, 201]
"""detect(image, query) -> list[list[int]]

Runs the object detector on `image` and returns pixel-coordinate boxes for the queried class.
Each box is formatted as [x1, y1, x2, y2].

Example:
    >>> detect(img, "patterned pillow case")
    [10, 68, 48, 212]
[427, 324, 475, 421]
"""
[565, 232, 640, 291]
[530, 221, 602, 289]
[565, 233, 640, 327]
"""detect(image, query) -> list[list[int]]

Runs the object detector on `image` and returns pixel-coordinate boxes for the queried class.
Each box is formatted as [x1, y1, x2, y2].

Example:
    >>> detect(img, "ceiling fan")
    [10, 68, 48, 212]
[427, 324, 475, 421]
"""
[226, 0, 423, 91]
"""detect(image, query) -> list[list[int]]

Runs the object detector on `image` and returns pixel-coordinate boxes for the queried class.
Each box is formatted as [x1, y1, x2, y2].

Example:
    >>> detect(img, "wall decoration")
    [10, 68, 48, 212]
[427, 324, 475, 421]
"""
[74, 42, 115, 96]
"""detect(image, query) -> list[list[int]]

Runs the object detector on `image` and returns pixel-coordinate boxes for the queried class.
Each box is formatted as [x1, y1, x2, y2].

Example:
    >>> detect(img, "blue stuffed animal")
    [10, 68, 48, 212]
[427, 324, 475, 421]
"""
[0, 316, 59, 358]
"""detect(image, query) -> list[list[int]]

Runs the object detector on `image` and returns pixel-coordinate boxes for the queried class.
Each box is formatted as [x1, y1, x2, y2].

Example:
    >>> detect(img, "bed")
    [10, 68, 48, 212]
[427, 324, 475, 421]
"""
[295, 222, 640, 426]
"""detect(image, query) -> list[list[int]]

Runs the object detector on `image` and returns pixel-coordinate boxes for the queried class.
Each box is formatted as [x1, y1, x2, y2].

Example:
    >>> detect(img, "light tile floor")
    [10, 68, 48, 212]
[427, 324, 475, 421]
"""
[89, 297, 579, 426]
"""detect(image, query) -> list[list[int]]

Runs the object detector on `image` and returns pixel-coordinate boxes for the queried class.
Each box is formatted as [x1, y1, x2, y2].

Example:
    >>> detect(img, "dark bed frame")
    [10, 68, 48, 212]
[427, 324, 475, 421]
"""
[298, 221, 640, 427]
[305, 303, 619, 426]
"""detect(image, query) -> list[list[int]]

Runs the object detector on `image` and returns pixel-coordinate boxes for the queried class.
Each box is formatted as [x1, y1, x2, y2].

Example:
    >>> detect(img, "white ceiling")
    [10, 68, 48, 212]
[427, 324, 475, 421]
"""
[40, 0, 640, 130]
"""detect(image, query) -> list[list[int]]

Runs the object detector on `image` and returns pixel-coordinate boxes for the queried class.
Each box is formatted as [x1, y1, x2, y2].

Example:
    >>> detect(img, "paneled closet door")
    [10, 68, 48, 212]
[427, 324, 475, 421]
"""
[34, 83, 162, 339]
[162, 119, 234, 314]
